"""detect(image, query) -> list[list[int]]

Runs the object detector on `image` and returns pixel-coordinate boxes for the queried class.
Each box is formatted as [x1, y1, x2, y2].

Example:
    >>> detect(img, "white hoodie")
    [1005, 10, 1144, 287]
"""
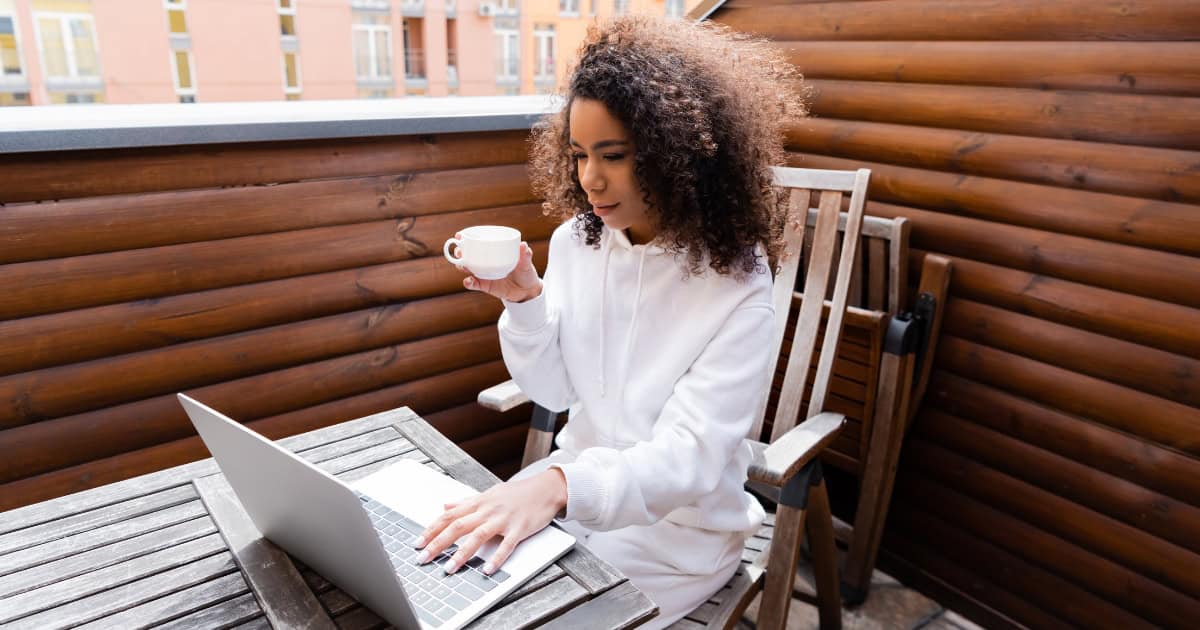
[498, 221, 772, 535]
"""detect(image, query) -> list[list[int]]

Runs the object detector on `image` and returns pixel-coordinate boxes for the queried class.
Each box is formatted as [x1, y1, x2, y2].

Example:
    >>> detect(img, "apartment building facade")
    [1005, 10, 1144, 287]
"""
[0, 0, 698, 106]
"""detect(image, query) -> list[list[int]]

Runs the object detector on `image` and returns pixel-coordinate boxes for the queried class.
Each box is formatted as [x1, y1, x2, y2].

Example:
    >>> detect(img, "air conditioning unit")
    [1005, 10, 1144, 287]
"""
[478, 2, 497, 16]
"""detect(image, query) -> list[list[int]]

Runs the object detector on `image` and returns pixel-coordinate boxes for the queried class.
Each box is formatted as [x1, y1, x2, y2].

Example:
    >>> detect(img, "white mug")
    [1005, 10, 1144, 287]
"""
[443, 225, 522, 280]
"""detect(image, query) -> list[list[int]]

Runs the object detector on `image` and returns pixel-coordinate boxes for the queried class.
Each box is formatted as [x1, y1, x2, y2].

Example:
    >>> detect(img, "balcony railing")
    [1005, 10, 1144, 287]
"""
[405, 50, 426, 80]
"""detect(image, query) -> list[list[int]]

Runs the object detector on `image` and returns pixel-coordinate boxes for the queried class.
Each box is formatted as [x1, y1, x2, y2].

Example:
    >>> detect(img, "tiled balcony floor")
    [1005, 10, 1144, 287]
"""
[736, 559, 984, 630]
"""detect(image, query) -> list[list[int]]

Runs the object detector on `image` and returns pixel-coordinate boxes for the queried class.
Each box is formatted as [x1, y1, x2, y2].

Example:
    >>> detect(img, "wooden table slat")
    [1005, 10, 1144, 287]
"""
[0, 484, 197, 556]
[194, 474, 336, 630]
[0, 533, 227, 623]
[278, 408, 417, 453]
[333, 604, 390, 630]
[464, 575, 590, 630]
[396, 416, 499, 493]
[2, 551, 239, 630]
[497, 564, 566, 607]
[317, 438, 422, 477]
[539, 580, 659, 630]
[0, 500, 208, 576]
[230, 615, 274, 630]
[338, 451, 433, 484]
[0, 515, 216, 599]
[72, 570, 252, 629]
[151, 591, 265, 630]
[319, 586, 358, 617]
[297, 427, 405, 465]
[0, 459, 218, 535]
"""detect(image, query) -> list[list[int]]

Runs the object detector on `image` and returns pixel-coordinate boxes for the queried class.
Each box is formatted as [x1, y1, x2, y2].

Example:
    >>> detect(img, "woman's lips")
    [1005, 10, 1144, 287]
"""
[593, 202, 618, 217]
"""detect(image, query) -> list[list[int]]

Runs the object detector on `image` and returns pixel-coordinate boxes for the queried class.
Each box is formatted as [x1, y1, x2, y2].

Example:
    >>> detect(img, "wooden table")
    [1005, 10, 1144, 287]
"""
[0, 408, 658, 629]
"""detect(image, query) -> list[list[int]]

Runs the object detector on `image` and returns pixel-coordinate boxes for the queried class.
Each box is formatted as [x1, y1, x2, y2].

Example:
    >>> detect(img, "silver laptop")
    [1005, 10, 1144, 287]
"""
[177, 394, 576, 630]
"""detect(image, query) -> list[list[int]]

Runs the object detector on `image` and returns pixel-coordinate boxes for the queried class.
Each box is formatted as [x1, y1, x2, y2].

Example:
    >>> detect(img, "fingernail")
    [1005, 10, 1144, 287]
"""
[414, 536, 426, 548]
[416, 550, 430, 563]
[444, 561, 458, 574]
[483, 562, 495, 574]
[465, 278, 473, 286]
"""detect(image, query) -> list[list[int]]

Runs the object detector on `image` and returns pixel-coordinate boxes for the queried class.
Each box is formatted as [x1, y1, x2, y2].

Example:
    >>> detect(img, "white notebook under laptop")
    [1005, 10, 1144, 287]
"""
[177, 394, 576, 630]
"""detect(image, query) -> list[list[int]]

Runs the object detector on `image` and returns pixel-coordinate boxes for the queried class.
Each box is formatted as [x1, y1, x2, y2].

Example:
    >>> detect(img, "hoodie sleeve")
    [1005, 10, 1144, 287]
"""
[497, 225, 577, 413]
[550, 299, 774, 531]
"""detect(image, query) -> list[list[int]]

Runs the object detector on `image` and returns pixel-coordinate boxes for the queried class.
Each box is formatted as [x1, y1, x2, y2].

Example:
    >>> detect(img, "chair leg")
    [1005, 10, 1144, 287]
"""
[758, 461, 842, 630]
[806, 474, 842, 629]
[757, 495, 807, 629]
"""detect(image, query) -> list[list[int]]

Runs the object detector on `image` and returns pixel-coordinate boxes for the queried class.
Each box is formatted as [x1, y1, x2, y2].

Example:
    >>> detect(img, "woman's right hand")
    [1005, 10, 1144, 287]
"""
[456, 238, 543, 303]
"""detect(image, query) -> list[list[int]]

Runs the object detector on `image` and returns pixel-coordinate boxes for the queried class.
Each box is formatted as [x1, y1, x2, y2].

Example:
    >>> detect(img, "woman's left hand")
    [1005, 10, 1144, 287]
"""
[415, 469, 568, 575]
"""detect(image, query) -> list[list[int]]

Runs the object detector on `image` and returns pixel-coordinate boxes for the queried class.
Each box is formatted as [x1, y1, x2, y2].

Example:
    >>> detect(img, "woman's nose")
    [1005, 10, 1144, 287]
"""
[580, 160, 603, 190]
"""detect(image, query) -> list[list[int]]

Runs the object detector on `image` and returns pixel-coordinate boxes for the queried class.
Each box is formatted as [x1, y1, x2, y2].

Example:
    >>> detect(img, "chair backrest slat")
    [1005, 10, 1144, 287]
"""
[749, 188, 811, 442]
[806, 169, 870, 421]
[867, 238, 887, 311]
[770, 188, 842, 442]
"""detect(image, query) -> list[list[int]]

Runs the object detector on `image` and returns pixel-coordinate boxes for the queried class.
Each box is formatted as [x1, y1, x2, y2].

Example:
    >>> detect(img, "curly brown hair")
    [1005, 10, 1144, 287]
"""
[528, 15, 807, 276]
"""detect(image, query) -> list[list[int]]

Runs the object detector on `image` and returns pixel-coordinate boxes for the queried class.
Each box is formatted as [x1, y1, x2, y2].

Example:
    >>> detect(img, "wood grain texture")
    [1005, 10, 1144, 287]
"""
[937, 335, 1200, 458]
[915, 406, 1200, 555]
[805, 79, 1200, 150]
[0, 205, 553, 321]
[787, 118, 1200, 203]
[193, 475, 335, 630]
[716, 0, 1200, 42]
[792, 154, 1200, 259]
[915, 249, 1200, 360]
[780, 40, 1200, 96]
[0, 325, 501, 484]
[0, 164, 536, 264]
[0, 130, 530, 203]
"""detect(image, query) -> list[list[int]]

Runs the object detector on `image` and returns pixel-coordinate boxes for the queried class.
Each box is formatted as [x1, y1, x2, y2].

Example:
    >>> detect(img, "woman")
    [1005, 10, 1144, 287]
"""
[417, 15, 805, 628]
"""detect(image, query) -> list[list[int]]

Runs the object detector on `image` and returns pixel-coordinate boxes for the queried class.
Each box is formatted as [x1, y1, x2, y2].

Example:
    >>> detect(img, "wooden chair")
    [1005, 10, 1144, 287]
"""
[782, 211, 951, 605]
[478, 166, 873, 629]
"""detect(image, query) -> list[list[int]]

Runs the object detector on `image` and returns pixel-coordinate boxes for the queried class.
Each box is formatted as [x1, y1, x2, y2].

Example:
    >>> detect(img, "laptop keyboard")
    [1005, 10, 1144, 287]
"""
[357, 494, 510, 627]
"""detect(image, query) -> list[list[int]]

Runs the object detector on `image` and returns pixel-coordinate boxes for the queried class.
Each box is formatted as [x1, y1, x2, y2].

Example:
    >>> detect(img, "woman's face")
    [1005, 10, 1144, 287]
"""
[568, 97, 656, 245]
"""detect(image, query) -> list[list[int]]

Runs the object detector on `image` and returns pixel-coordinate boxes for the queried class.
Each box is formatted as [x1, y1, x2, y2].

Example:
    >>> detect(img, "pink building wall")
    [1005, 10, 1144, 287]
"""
[295, 2, 355, 100]
[91, 0, 173, 103]
[453, 2, 499, 97]
[188, 0, 284, 102]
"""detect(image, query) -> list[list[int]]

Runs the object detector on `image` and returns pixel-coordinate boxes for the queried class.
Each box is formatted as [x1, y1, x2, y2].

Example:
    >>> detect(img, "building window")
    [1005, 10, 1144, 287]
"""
[278, 0, 296, 36]
[558, 0, 578, 16]
[665, 0, 684, 18]
[533, 24, 554, 83]
[353, 12, 391, 81]
[446, 18, 457, 85]
[165, 0, 187, 34]
[282, 51, 301, 97]
[613, 0, 627, 15]
[494, 26, 517, 82]
[1, 15, 24, 77]
[35, 12, 100, 80]
[171, 49, 196, 101]
[497, 0, 518, 15]
[402, 18, 424, 79]
[278, 0, 300, 99]
[161, 0, 195, 102]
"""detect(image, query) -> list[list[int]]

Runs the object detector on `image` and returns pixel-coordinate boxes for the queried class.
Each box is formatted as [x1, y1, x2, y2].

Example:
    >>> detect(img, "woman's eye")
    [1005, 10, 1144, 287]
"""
[572, 153, 587, 160]
[603, 153, 625, 161]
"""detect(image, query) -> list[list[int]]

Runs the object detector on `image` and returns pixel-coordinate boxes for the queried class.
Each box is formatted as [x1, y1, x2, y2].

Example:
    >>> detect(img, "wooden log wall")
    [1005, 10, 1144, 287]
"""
[708, 1, 1200, 628]
[0, 130, 559, 512]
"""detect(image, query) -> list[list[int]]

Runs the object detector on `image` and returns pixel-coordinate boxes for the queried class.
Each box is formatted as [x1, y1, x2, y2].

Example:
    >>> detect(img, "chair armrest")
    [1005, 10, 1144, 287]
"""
[748, 412, 846, 487]
[477, 380, 531, 412]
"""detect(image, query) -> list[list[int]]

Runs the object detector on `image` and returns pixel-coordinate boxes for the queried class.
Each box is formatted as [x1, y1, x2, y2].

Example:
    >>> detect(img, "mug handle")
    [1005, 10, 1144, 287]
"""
[443, 237, 464, 267]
